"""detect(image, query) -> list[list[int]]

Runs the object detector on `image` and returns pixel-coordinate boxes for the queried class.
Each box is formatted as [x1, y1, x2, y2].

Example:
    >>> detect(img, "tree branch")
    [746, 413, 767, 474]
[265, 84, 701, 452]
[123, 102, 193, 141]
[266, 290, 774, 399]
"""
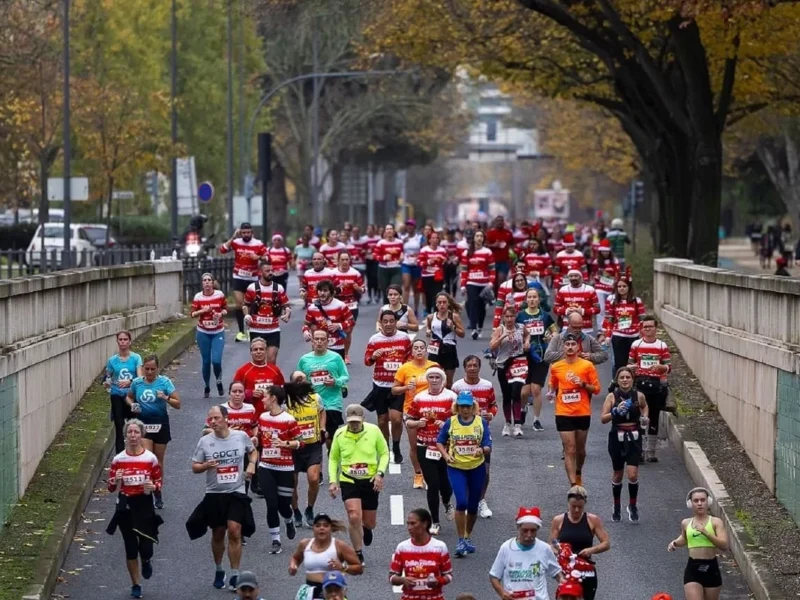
[715, 34, 740, 130]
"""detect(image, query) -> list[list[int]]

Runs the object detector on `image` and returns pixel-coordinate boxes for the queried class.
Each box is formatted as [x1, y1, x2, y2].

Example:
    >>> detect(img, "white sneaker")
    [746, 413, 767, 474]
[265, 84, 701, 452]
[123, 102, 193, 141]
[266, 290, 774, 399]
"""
[502, 423, 512, 437]
[430, 523, 441, 536]
[478, 499, 493, 518]
[513, 424, 523, 437]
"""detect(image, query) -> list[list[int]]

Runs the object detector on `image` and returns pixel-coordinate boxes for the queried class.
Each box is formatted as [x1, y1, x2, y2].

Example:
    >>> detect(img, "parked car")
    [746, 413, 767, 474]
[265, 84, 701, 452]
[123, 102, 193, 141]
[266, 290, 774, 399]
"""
[26, 223, 115, 267]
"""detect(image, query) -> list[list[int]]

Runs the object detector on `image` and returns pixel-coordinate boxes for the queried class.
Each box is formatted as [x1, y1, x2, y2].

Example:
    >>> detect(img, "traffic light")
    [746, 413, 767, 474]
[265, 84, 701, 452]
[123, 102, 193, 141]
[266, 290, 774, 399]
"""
[634, 180, 644, 204]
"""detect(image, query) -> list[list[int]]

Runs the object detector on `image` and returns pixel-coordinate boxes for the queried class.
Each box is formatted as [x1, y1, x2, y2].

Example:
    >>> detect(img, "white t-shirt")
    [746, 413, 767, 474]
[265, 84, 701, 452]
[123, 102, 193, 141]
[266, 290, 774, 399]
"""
[489, 538, 562, 600]
[403, 234, 424, 266]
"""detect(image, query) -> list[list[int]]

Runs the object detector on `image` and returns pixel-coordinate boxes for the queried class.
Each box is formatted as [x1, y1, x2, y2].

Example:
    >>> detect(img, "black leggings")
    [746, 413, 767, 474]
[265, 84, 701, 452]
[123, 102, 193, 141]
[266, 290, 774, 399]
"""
[444, 264, 458, 296]
[366, 260, 379, 299]
[110, 394, 131, 454]
[119, 516, 154, 562]
[642, 388, 667, 436]
[377, 267, 402, 304]
[422, 277, 444, 314]
[258, 467, 294, 528]
[611, 336, 635, 374]
[581, 572, 598, 600]
[465, 285, 487, 330]
[416, 446, 452, 524]
[497, 367, 525, 424]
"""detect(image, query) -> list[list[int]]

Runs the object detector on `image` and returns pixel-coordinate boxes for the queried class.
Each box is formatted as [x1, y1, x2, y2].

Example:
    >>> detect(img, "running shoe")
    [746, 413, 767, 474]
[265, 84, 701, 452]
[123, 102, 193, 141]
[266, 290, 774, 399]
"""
[393, 447, 403, 464]
[444, 503, 455, 521]
[286, 518, 297, 540]
[532, 419, 544, 432]
[304, 506, 315, 528]
[471, 330, 479, 340]
[356, 550, 365, 566]
[627, 505, 639, 523]
[413, 473, 425, 489]
[216, 380, 224, 396]
[513, 424, 523, 437]
[141, 560, 153, 580]
[612, 506, 621, 522]
[345, 355, 352, 365]
[477, 329, 483, 339]
[270, 540, 282, 554]
[502, 423, 512, 437]
[293, 508, 303, 528]
[430, 523, 441, 536]
[363, 526, 374, 547]
[204, 386, 211, 399]
[154, 492, 164, 510]
[213, 569, 226, 589]
[454, 539, 468, 558]
[235, 331, 247, 342]
[464, 538, 476, 554]
[478, 499, 493, 519]
[131, 585, 143, 599]
[228, 575, 238, 591]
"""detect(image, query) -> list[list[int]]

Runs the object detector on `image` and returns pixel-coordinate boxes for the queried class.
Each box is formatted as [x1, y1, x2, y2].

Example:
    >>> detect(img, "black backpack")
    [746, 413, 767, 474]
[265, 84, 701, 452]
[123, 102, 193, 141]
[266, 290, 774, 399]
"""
[250, 281, 281, 317]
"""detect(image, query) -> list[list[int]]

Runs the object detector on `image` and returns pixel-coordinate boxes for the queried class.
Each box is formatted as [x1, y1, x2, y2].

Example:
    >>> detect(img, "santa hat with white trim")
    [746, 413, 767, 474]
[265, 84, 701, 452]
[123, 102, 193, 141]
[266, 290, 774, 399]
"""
[562, 233, 576, 247]
[516, 506, 543, 527]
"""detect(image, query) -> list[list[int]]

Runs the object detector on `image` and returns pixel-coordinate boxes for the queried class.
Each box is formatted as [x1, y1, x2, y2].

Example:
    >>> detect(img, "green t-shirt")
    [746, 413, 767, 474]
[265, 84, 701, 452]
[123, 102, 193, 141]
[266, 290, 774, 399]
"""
[297, 350, 349, 412]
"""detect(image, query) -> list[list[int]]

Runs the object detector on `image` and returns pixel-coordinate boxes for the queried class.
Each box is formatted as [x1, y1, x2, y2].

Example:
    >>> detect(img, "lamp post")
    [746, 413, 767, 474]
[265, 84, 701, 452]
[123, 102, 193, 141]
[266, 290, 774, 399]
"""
[169, 0, 178, 243]
[226, 0, 235, 235]
[62, 0, 72, 268]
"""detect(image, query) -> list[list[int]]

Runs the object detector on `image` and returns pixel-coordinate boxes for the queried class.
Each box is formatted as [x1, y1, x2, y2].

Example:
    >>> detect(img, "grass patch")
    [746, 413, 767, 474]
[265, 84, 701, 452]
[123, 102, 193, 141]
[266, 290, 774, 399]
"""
[0, 318, 193, 600]
[736, 508, 757, 540]
[626, 231, 656, 308]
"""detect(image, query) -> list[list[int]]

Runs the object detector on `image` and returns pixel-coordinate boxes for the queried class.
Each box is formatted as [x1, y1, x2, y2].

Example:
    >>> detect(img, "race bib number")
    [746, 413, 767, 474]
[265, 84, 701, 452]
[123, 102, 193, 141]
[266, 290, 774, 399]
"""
[261, 447, 280, 459]
[144, 424, 162, 433]
[509, 364, 527, 378]
[600, 275, 615, 287]
[425, 447, 442, 461]
[236, 268, 253, 278]
[427, 342, 440, 356]
[255, 382, 272, 393]
[617, 315, 632, 330]
[216, 465, 240, 484]
[310, 371, 329, 385]
[617, 430, 640, 442]
[347, 463, 369, 477]
[122, 473, 146, 486]
[201, 315, 220, 328]
[468, 271, 482, 280]
[455, 443, 477, 456]
[562, 391, 582, 404]
[348, 301, 359, 310]
[426, 265, 438, 274]
[527, 322, 545, 336]
[383, 361, 402, 371]
[640, 357, 659, 369]
[301, 428, 316, 440]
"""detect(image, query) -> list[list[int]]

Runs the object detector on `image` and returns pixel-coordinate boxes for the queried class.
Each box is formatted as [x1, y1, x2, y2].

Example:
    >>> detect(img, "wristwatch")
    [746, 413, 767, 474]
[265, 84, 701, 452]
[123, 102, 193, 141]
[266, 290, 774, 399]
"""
[377, 471, 385, 477]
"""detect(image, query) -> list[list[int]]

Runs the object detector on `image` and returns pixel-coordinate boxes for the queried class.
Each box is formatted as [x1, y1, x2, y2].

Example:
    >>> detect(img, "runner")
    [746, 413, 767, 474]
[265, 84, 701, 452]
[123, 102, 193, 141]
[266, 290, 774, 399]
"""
[490, 305, 531, 437]
[377, 284, 420, 338]
[452, 356, 497, 519]
[553, 234, 587, 287]
[441, 228, 460, 297]
[302, 280, 355, 360]
[191, 273, 228, 398]
[320, 229, 347, 268]
[302, 224, 321, 249]
[436, 390, 492, 558]
[486, 215, 514, 290]
[590, 239, 620, 324]
[284, 377, 326, 529]
[460, 229, 495, 340]
[349, 225, 368, 290]
[332, 251, 365, 364]
[401, 218, 425, 310]
[320, 571, 349, 600]
[376, 224, 405, 303]
[549, 486, 610, 600]
[126, 355, 180, 509]
[187, 405, 257, 591]
[553, 270, 600, 335]
[104, 330, 143, 453]
[364, 310, 412, 463]
[667, 487, 729, 600]
[234, 571, 264, 600]
[628, 315, 671, 462]
[389, 508, 454, 598]
[606, 218, 630, 269]
[328, 404, 390, 566]
[256, 385, 305, 554]
[294, 234, 316, 285]
[489, 507, 563, 600]
[600, 366, 648, 523]
[545, 312, 608, 365]
[219, 223, 267, 342]
[519, 237, 553, 287]
[418, 231, 448, 315]
[424, 292, 465, 388]
[289, 513, 363, 599]
[243, 259, 292, 365]
[492, 271, 532, 329]
[301, 252, 335, 308]
[106, 419, 164, 600]
[600, 278, 645, 373]
[232, 338, 286, 418]
[547, 334, 600, 486]
[392, 340, 438, 490]
[268, 234, 294, 290]
[364, 224, 381, 304]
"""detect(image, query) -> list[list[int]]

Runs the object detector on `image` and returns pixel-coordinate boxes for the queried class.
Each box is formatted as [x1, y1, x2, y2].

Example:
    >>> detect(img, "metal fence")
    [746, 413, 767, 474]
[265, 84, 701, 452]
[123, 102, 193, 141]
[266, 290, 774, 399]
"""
[181, 256, 235, 304]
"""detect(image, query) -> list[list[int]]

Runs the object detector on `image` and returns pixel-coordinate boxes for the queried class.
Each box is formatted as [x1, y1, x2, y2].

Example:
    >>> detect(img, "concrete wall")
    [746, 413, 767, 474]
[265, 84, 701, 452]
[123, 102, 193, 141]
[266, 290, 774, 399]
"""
[0, 260, 183, 522]
[654, 258, 800, 525]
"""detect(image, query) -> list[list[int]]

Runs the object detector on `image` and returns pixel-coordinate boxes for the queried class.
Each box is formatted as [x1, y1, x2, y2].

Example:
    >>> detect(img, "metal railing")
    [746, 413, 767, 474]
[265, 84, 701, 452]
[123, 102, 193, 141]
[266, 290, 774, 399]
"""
[182, 256, 235, 303]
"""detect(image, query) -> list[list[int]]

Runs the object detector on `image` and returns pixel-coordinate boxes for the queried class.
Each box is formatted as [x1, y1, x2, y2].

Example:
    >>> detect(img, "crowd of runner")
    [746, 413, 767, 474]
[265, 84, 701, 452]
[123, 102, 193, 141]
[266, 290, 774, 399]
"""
[102, 216, 728, 600]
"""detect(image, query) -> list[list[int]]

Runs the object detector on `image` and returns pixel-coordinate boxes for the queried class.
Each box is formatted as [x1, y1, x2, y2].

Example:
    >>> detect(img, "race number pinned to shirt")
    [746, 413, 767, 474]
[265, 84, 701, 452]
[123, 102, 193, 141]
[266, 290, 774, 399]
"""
[347, 463, 369, 478]
[640, 355, 659, 369]
[562, 391, 581, 404]
[617, 315, 632, 330]
[425, 447, 442, 461]
[383, 361, 402, 371]
[310, 370, 330, 385]
[144, 424, 162, 433]
[216, 465, 240, 485]
[261, 447, 280, 459]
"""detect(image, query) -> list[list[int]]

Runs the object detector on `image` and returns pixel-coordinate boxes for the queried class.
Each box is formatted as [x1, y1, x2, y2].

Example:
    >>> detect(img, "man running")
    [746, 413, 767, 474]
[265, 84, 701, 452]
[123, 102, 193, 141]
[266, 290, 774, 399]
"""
[188, 405, 258, 591]
[219, 223, 267, 342]
[329, 404, 390, 566]
[553, 233, 587, 287]
[548, 333, 600, 486]
[332, 251, 365, 364]
[544, 312, 608, 365]
[232, 339, 286, 418]
[300, 252, 334, 308]
[302, 280, 355, 360]
[243, 259, 292, 364]
[553, 270, 599, 334]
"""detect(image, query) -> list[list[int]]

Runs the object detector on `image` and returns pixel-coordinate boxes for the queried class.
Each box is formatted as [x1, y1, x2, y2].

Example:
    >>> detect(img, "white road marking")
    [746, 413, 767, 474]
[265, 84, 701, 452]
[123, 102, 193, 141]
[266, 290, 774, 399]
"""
[390, 494, 405, 525]
[389, 463, 402, 475]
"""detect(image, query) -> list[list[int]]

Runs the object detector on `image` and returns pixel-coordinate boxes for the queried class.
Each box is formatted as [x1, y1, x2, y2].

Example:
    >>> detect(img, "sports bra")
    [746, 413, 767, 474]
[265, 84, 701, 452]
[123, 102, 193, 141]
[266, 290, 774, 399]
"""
[686, 518, 716, 549]
[303, 538, 339, 574]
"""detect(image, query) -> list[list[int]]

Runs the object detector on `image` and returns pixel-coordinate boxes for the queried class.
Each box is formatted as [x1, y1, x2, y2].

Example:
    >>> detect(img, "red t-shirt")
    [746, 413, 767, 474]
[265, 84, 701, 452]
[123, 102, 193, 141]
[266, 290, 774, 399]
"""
[485, 227, 514, 263]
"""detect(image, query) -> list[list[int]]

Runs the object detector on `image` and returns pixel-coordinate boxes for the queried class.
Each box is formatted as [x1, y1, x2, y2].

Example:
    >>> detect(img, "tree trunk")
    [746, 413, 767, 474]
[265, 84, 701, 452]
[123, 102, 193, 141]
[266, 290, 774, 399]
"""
[689, 135, 723, 265]
[39, 155, 50, 225]
[267, 158, 288, 236]
[105, 175, 114, 248]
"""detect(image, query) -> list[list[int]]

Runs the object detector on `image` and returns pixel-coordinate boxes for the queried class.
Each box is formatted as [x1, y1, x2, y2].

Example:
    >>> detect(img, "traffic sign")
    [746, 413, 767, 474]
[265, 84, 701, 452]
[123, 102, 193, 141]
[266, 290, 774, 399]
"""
[112, 190, 135, 200]
[198, 181, 215, 203]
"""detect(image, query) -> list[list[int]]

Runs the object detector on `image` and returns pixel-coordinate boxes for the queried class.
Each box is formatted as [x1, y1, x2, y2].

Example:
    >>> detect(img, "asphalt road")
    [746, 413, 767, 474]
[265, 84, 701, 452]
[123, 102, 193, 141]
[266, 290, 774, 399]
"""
[53, 283, 753, 600]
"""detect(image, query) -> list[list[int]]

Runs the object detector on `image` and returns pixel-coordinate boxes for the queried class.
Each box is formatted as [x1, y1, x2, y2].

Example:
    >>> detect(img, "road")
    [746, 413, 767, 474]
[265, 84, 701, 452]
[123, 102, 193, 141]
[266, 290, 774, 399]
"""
[52, 281, 753, 600]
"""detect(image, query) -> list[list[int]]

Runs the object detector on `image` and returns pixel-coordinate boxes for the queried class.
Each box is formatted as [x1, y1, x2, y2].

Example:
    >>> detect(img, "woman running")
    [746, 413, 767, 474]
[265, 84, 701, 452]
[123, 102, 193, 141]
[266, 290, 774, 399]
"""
[490, 305, 531, 438]
[600, 366, 648, 523]
[289, 513, 363, 599]
[106, 419, 164, 599]
[516, 288, 558, 432]
[436, 390, 491, 558]
[405, 368, 457, 534]
[376, 284, 419, 339]
[601, 278, 645, 373]
[549, 486, 610, 600]
[127, 355, 180, 509]
[668, 488, 729, 600]
[191, 273, 228, 398]
[376, 224, 404, 303]
[401, 219, 425, 310]
[418, 230, 448, 315]
[460, 229, 495, 339]
[332, 251, 365, 364]
[590, 239, 620, 324]
[390, 508, 453, 599]
[104, 330, 143, 453]
[295, 234, 316, 287]
[425, 292, 465, 388]
[519, 237, 553, 287]
[392, 340, 437, 490]
[492, 270, 531, 328]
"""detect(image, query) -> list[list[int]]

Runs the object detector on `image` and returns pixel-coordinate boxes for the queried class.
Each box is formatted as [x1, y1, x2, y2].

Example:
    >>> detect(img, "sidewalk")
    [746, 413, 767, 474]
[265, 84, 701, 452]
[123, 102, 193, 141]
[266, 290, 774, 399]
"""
[718, 237, 796, 275]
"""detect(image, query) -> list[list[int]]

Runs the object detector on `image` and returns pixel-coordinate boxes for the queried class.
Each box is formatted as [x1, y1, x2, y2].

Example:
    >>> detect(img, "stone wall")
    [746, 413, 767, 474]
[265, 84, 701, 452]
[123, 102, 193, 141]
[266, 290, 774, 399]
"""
[654, 258, 800, 525]
[0, 260, 183, 522]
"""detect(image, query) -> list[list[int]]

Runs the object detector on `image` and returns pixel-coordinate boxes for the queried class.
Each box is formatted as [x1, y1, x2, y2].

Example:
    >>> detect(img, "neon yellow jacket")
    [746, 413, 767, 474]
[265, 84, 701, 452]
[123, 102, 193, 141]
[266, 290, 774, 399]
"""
[328, 422, 390, 484]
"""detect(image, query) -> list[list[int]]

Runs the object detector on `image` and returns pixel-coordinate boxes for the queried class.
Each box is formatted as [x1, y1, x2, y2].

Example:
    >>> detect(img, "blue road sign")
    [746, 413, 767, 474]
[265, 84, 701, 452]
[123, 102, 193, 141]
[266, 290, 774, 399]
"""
[198, 181, 215, 203]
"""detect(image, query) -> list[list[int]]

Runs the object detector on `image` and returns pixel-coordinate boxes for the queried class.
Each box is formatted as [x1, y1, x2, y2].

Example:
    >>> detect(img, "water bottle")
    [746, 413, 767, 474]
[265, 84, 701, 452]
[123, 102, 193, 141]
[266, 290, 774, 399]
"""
[171, 249, 178, 260]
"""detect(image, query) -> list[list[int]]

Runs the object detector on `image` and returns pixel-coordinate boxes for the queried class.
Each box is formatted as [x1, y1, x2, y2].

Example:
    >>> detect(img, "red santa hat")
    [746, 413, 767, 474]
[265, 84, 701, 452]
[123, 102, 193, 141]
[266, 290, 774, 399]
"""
[599, 238, 611, 251]
[556, 581, 584, 598]
[516, 506, 543, 527]
[562, 233, 575, 247]
[567, 269, 583, 278]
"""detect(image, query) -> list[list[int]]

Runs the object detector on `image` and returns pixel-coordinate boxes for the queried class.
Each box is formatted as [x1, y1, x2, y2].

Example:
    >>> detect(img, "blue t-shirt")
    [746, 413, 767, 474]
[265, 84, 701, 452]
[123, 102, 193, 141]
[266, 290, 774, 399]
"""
[106, 353, 143, 397]
[130, 375, 176, 424]
[516, 309, 555, 361]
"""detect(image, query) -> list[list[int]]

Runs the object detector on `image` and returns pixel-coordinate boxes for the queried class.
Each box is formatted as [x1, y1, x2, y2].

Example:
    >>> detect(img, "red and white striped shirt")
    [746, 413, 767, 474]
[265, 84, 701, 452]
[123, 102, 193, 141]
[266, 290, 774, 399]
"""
[460, 247, 495, 287]
[243, 282, 290, 334]
[440, 240, 460, 265]
[375, 239, 404, 268]
[364, 235, 381, 260]
[451, 378, 498, 419]
[333, 267, 365, 311]
[232, 362, 286, 417]
[389, 537, 453, 600]
[191, 290, 227, 334]
[108, 449, 162, 496]
[554, 283, 600, 330]
[349, 237, 368, 267]
[303, 299, 355, 351]
[365, 333, 412, 387]
[220, 401, 257, 433]
[493, 281, 528, 328]
[602, 297, 646, 338]
[301, 267, 335, 303]
[520, 252, 552, 280]
[320, 242, 347, 268]
[219, 237, 267, 280]
[553, 250, 588, 286]
[257, 410, 303, 471]
[547, 238, 564, 256]
[629, 338, 672, 378]
[418, 246, 448, 279]
[591, 258, 620, 292]
[267, 246, 293, 276]
[406, 389, 457, 447]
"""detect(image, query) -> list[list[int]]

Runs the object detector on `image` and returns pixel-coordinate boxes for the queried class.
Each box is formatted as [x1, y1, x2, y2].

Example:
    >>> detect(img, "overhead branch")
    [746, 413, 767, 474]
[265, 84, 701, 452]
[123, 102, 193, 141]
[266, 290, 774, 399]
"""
[715, 34, 740, 130]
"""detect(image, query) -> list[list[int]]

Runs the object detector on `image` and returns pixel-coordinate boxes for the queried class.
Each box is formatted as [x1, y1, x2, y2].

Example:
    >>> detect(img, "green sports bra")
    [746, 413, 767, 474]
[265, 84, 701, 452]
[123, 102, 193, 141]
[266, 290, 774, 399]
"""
[686, 518, 716, 549]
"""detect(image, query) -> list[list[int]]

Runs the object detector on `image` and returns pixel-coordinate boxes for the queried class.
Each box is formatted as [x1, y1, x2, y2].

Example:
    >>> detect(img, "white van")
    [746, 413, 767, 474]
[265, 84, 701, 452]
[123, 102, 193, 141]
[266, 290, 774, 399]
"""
[26, 223, 114, 267]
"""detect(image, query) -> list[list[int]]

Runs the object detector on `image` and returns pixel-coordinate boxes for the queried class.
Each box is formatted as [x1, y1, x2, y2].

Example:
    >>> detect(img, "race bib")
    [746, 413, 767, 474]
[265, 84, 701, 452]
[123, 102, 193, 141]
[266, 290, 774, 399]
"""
[144, 424, 162, 433]
[426, 265, 438, 274]
[562, 391, 582, 404]
[617, 315, 632, 330]
[383, 361, 402, 371]
[640, 357, 659, 369]
[468, 271, 482, 280]
[600, 275, 615, 287]
[348, 301, 359, 310]
[427, 342, 440, 356]
[301, 428, 316, 439]
[261, 447, 280, 459]
[386, 261, 400, 268]
[527, 322, 545, 336]
[425, 447, 442, 461]
[509, 365, 527, 378]
[310, 371, 329, 385]
[236, 268, 253, 278]
[122, 473, 146, 486]
[216, 465, 240, 484]
[255, 382, 272, 392]
[347, 463, 369, 477]
[455, 443, 477, 456]
[201, 315, 220, 328]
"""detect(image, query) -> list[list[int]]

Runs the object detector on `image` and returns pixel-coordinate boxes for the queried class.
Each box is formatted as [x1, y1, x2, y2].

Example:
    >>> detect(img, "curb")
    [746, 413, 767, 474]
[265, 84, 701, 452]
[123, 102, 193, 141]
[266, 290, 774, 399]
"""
[22, 319, 197, 600]
[664, 413, 788, 600]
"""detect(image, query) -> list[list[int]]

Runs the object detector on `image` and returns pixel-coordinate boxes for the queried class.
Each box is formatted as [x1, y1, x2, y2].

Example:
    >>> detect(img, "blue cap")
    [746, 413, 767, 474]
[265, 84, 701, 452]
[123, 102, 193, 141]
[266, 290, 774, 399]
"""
[456, 390, 474, 406]
[322, 571, 347, 589]
[314, 227, 323, 236]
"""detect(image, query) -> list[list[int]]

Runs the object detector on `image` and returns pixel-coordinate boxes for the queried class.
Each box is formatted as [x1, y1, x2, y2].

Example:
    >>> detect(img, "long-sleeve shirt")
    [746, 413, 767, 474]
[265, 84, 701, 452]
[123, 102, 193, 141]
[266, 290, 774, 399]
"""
[628, 338, 672, 379]
[590, 258, 620, 292]
[108, 448, 162, 496]
[553, 283, 600, 330]
[553, 250, 588, 286]
[460, 247, 495, 288]
[364, 332, 412, 386]
[544, 331, 608, 365]
[302, 299, 355, 351]
[418, 245, 448, 279]
[243, 281, 290, 334]
[328, 422, 390, 484]
[219, 237, 267, 280]
[602, 296, 646, 338]
[390, 537, 453, 600]
[296, 350, 350, 412]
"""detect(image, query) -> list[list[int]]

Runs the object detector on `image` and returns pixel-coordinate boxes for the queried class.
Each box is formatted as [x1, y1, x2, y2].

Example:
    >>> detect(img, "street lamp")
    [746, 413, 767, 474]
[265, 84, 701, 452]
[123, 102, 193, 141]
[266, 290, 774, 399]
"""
[62, 0, 72, 268]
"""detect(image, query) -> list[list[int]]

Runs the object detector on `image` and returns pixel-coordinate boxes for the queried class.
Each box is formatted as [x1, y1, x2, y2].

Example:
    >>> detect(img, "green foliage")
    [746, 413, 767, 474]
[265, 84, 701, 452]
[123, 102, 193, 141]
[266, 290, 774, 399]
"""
[110, 215, 172, 245]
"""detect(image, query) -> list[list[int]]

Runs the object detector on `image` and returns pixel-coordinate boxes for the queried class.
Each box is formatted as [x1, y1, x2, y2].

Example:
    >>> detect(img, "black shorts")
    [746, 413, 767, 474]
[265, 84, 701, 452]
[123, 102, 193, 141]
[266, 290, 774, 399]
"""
[274, 273, 289, 290]
[429, 343, 459, 371]
[684, 558, 722, 588]
[555, 415, 591, 432]
[330, 347, 346, 359]
[233, 278, 254, 294]
[527, 358, 549, 386]
[371, 384, 403, 416]
[607, 430, 642, 471]
[195, 492, 253, 530]
[250, 330, 280, 348]
[351, 308, 359, 323]
[325, 410, 345, 439]
[143, 421, 171, 444]
[294, 442, 323, 473]
[340, 478, 380, 511]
